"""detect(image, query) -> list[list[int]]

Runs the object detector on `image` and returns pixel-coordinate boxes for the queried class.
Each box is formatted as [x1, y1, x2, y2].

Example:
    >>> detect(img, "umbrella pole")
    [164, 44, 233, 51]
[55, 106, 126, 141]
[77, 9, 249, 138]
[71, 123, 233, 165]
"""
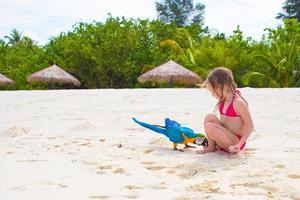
[168, 77, 173, 88]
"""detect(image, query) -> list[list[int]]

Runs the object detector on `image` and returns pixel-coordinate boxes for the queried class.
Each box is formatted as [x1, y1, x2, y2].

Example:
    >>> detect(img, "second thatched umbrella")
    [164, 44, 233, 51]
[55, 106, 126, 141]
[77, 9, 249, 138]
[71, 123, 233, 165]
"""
[27, 64, 81, 87]
[138, 60, 202, 86]
[0, 73, 14, 86]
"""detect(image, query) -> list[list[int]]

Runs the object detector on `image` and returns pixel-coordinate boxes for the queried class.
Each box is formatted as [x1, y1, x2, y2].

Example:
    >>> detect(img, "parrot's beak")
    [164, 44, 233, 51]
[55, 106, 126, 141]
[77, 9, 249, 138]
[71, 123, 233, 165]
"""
[195, 137, 208, 147]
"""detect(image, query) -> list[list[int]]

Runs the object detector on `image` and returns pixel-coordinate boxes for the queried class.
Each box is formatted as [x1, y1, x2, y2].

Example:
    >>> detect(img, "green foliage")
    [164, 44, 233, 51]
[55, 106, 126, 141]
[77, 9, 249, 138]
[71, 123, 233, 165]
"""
[244, 19, 300, 87]
[4, 29, 23, 46]
[45, 17, 178, 88]
[277, 0, 300, 21]
[155, 0, 205, 27]
[0, 17, 299, 90]
[0, 33, 50, 90]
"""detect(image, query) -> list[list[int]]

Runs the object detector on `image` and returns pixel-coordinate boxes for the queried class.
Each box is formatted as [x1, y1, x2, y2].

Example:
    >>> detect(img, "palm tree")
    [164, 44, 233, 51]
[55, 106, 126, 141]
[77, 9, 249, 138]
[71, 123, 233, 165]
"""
[243, 34, 299, 87]
[5, 29, 23, 45]
[160, 28, 202, 66]
[0, 39, 8, 52]
[159, 29, 209, 79]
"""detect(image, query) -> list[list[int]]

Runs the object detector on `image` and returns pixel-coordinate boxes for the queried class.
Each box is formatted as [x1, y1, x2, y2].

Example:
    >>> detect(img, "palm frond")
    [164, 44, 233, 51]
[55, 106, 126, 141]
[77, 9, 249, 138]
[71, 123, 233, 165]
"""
[160, 39, 184, 55]
[242, 71, 279, 87]
[187, 49, 195, 65]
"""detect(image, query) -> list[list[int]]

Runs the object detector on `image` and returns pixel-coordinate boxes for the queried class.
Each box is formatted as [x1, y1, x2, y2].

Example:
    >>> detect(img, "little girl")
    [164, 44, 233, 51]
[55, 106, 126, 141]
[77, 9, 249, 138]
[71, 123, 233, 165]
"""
[197, 67, 254, 154]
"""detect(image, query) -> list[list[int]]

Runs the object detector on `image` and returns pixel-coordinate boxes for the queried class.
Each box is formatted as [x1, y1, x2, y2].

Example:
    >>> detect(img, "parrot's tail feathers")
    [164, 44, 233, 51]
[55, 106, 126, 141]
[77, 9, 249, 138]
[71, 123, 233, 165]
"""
[132, 118, 167, 135]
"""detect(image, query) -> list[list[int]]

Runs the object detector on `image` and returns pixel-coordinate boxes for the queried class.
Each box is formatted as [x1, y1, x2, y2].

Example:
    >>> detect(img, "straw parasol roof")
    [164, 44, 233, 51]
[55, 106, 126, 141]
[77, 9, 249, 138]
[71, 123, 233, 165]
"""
[27, 64, 81, 87]
[138, 60, 202, 85]
[0, 73, 14, 86]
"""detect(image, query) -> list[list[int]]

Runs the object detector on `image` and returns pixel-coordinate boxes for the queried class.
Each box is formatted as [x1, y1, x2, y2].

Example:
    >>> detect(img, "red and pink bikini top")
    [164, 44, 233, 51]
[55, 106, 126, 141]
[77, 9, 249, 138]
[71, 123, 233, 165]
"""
[219, 90, 241, 117]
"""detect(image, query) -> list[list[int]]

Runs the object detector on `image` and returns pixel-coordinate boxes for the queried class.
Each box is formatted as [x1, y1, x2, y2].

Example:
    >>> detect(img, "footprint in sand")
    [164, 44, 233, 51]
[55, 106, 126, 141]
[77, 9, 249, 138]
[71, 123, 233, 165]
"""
[186, 180, 220, 193]
[247, 191, 269, 196]
[230, 181, 278, 194]
[141, 161, 155, 165]
[284, 148, 300, 153]
[150, 181, 167, 190]
[124, 185, 143, 190]
[41, 181, 68, 188]
[124, 195, 139, 199]
[81, 159, 112, 174]
[288, 174, 300, 179]
[95, 165, 113, 174]
[82, 159, 100, 167]
[247, 169, 273, 178]
[6, 126, 31, 137]
[98, 165, 112, 170]
[145, 166, 165, 170]
[78, 142, 91, 146]
[167, 170, 176, 174]
[222, 167, 232, 171]
[274, 164, 285, 169]
[178, 164, 209, 177]
[113, 168, 126, 174]
[150, 185, 167, 190]
[89, 195, 110, 199]
[172, 196, 192, 200]
[10, 186, 28, 191]
[144, 149, 154, 154]
[177, 173, 189, 179]
[50, 183, 67, 188]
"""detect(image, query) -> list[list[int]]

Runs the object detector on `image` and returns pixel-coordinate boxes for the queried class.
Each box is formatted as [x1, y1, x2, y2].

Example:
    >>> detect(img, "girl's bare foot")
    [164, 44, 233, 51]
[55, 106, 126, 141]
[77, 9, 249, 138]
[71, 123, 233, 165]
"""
[196, 146, 216, 154]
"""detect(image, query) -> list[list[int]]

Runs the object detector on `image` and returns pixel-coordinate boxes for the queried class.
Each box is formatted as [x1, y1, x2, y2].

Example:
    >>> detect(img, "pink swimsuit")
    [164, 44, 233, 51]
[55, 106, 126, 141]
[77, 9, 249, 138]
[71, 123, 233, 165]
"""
[219, 90, 241, 117]
[219, 90, 246, 152]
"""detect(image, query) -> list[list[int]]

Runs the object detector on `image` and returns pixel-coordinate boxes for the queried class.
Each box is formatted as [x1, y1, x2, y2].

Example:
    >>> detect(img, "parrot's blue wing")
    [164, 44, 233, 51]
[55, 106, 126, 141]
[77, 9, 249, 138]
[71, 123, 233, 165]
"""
[165, 118, 181, 127]
[165, 118, 184, 143]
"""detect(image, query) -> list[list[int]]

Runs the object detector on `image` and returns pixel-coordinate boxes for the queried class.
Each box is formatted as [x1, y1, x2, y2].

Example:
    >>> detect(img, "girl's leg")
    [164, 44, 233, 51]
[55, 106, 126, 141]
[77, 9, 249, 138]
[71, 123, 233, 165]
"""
[197, 114, 221, 154]
[205, 122, 239, 152]
[198, 114, 239, 154]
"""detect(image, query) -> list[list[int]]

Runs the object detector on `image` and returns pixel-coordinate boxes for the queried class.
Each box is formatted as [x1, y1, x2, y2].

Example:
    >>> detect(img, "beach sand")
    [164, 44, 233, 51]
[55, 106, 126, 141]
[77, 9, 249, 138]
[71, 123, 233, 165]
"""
[0, 88, 299, 200]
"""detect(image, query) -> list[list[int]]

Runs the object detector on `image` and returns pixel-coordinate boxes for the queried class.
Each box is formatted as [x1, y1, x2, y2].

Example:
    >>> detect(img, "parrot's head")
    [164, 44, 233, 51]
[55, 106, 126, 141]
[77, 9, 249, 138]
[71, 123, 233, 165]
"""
[194, 136, 208, 147]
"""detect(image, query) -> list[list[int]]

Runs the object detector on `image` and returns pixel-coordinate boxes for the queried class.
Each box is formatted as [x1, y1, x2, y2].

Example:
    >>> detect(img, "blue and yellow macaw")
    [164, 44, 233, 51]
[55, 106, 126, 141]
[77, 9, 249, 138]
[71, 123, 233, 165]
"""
[132, 118, 208, 151]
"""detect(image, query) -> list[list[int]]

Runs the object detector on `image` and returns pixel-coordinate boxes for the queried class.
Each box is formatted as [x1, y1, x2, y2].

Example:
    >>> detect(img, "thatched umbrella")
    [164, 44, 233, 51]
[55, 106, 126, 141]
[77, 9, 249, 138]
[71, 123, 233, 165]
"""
[138, 60, 202, 86]
[0, 73, 14, 86]
[27, 64, 81, 87]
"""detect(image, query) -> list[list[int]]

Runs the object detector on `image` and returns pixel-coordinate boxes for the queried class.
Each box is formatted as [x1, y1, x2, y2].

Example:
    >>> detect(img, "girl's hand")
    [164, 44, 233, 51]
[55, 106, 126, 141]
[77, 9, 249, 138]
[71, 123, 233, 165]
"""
[229, 144, 240, 153]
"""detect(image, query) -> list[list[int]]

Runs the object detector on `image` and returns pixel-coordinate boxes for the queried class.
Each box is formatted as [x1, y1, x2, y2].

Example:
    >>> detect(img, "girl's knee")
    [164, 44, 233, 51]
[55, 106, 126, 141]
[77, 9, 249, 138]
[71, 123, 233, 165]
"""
[204, 122, 217, 134]
[204, 114, 219, 125]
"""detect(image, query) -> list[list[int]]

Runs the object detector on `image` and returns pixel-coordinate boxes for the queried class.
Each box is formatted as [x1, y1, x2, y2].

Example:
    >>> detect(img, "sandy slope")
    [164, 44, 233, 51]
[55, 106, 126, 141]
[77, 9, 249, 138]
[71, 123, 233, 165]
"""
[0, 88, 299, 200]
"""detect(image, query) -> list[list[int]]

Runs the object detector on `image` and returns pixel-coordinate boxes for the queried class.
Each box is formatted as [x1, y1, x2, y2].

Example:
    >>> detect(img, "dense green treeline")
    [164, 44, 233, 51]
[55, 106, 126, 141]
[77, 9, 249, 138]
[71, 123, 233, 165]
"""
[0, 17, 299, 89]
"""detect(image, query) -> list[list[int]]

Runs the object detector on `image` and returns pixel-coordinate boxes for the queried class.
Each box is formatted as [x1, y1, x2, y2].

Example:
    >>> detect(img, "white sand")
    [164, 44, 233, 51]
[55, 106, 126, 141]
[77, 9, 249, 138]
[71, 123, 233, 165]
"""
[0, 88, 299, 200]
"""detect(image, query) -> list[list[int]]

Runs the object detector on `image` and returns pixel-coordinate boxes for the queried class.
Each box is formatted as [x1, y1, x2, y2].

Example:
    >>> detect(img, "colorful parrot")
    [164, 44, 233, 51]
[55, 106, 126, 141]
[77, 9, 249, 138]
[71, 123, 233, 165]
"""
[132, 118, 208, 151]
